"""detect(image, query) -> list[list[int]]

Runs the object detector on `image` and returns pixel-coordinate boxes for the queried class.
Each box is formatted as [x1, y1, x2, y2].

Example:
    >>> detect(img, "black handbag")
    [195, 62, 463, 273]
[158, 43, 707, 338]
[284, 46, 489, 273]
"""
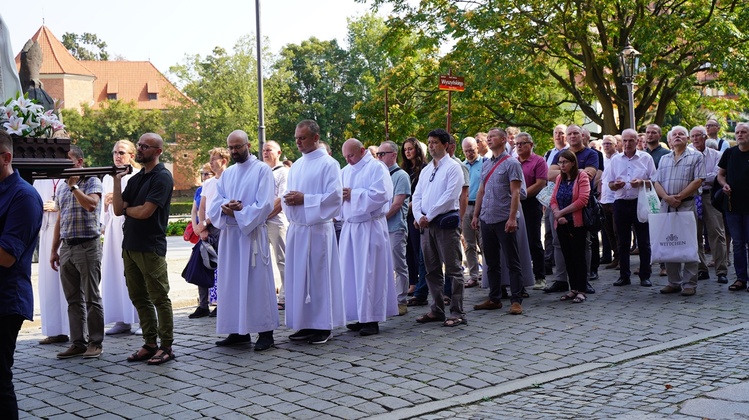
[432, 210, 460, 229]
[583, 194, 603, 232]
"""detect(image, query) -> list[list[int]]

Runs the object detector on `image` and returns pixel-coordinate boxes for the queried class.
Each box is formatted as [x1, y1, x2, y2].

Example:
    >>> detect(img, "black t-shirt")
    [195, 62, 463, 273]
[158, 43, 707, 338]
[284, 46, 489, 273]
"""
[122, 163, 174, 255]
[718, 146, 749, 214]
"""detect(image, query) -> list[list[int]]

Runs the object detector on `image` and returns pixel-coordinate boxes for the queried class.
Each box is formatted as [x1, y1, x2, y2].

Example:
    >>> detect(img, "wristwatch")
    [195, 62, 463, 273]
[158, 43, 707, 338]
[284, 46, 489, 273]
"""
[123, 207, 128, 217]
[70, 184, 80, 191]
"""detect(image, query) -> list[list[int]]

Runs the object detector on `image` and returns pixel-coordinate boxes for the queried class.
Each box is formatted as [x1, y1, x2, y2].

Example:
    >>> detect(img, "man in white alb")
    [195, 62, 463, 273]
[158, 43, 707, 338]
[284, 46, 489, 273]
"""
[207, 130, 278, 351]
[340, 138, 398, 336]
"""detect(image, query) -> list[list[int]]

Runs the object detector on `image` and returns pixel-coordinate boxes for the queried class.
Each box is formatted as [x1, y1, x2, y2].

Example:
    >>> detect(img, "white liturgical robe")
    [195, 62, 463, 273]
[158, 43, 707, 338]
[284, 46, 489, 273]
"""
[282, 147, 345, 331]
[207, 156, 279, 334]
[340, 153, 399, 323]
[33, 179, 69, 336]
[101, 174, 139, 324]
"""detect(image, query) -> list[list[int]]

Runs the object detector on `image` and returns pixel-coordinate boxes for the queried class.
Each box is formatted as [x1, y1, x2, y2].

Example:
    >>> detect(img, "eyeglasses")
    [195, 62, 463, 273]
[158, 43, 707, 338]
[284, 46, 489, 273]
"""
[706, 124, 720, 127]
[558, 160, 571, 165]
[429, 166, 438, 182]
[227, 144, 248, 151]
[112, 151, 128, 156]
[136, 143, 157, 151]
[515, 142, 532, 146]
[201, 172, 214, 177]
[376, 151, 394, 158]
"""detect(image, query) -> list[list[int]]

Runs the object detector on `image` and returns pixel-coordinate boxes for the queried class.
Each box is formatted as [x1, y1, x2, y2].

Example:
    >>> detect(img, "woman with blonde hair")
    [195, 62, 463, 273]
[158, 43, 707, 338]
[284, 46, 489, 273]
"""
[101, 139, 142, 335]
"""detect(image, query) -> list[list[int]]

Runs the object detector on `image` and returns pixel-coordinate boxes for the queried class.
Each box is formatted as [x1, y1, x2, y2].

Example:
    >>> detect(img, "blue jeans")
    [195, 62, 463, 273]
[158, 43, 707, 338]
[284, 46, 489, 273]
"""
[725, 212, 749, 282]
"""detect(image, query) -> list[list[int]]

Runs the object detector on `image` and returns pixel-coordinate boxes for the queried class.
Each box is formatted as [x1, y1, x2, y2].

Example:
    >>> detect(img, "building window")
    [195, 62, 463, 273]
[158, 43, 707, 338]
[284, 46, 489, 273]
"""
[148, 92, 158, 100]
[107, 93, 117, 100]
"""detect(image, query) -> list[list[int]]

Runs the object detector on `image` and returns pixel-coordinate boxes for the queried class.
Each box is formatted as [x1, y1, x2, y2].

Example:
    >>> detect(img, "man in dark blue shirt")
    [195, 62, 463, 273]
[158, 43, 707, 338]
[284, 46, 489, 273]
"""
[0, 130, 43, 418]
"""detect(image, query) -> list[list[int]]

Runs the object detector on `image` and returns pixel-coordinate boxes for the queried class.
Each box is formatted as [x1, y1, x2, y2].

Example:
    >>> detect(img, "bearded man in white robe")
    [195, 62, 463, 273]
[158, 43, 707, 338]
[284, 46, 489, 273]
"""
[33, 179, 70, 344]
[282, 120, 345, 345]
[339, 139, 398, 336]
[207, 130, 278, 351]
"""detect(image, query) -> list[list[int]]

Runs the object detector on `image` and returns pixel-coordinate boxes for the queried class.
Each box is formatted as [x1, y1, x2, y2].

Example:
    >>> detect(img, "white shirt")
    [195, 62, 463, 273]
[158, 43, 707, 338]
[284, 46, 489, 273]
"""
[696, 147, 722, 190]
[602, 150, 656, 201]
[599, 152, 620, 204]
[412, 156, 463, 221]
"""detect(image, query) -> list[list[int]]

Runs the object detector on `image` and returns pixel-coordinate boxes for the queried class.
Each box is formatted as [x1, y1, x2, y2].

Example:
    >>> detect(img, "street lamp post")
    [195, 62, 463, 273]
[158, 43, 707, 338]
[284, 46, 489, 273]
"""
[618, 42, 641, 130]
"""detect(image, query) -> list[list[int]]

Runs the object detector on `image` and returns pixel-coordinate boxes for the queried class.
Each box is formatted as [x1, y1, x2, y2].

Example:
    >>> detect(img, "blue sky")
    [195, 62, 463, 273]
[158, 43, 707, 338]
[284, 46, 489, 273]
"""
[3, 0, 383, 74]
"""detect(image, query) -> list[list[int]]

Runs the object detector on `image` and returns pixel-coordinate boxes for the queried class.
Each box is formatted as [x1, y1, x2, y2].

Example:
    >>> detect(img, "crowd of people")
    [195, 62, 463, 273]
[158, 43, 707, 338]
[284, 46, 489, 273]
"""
[2, 116, 749, 416]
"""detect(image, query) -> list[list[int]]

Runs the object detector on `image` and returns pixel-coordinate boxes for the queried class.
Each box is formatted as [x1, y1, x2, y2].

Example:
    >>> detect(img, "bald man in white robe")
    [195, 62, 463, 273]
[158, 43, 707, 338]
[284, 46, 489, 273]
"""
[207, 130, 278, 351]
[339, 139, 398, 336]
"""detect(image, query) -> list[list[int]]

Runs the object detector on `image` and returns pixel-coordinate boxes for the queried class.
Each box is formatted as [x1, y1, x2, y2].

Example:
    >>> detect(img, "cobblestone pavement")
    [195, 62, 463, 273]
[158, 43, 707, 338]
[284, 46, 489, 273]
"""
[411, 329, 749, 419]
[15, 255, 749, 419]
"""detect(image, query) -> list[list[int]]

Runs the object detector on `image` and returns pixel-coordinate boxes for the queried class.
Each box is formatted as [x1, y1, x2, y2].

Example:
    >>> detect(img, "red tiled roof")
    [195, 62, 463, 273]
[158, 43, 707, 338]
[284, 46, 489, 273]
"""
[14, 26, 95, 77]
[81, 60, 186, 110]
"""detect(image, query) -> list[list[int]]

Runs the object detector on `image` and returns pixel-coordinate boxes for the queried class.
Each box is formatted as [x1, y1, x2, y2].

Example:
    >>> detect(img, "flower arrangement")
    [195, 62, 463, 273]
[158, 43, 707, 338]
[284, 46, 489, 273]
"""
[1, 93, 65, 138]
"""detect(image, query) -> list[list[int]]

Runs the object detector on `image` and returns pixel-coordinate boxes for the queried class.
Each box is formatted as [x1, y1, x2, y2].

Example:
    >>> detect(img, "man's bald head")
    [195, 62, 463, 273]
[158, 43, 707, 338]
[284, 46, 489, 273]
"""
[227, 130, 250, 163]
[342, 138, 366, 166]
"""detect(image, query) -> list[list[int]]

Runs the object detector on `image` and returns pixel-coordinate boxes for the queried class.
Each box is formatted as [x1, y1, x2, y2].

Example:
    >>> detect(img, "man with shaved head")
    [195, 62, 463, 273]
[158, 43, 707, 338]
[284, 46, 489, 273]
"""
[340, 138, 398, 336]
[208, 130, 278, 350]
[114, 133, 175, 365]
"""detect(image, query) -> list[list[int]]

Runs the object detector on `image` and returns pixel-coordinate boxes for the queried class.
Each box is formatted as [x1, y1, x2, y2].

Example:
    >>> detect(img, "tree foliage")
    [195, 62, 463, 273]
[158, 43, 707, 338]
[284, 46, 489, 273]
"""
[62, 32, 109, 61]
[61, 100, 163, 167]
[167, 36, 264, 163]
[267, 38, 355, 162]
[365, 0, 749, 136]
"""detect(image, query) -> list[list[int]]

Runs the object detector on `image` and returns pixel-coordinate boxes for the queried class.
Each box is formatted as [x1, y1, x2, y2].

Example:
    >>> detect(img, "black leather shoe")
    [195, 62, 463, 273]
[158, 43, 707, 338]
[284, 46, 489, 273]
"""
[543, 281, 569, 293]
[698, 271, 710, 280]
[584, 282, 596, 294]
[640, 278, 652, 287]
[188, 307, 210, 319]
[613, 277, 631, 286]
[717, 274, 728, 284]
[346, 322, 362, 332]
[360, 322, 379, 336]
[209, 307, 217, 318]
[215, 333, 251, 347]
[254, 332, 274, 352]
[589, 271, 599, 281]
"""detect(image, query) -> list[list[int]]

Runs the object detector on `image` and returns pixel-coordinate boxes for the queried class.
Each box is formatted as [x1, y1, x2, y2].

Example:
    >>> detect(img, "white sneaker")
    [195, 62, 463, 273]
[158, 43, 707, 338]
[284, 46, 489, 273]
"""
[134, 328, 143, 336]
[105, 322, 132, 335]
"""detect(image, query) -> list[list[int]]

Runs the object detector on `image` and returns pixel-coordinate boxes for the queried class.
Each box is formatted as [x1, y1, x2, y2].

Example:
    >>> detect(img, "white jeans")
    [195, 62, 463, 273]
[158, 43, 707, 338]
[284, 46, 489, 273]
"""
[267, 221, 287, 303]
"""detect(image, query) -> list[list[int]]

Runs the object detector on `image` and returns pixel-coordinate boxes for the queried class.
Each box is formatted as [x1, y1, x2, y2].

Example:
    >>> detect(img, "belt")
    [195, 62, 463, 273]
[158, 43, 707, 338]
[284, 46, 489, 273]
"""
[682, 196, 694, 202]
[468, 201, 476, 205]
[62, 237, 98, 246]
[701, 189, 711, 194]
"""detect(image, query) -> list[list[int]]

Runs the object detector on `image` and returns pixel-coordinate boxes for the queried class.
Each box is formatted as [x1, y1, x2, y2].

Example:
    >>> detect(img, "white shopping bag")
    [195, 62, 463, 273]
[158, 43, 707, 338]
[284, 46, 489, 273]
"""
[648, 211, 699, 263]
[536, 181, 554, 208]
[637, 185, 660, 223]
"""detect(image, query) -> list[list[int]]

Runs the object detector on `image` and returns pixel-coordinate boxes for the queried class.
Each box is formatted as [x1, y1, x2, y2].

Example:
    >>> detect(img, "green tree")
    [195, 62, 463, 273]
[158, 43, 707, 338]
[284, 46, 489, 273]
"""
[345, 14, 446, 147]
[62, 32, 110, 61]
[61, 100, 163, 167]
[167, 36, 265, 164]
[365, 0, 749, 135]
[267, 38, 356, 162]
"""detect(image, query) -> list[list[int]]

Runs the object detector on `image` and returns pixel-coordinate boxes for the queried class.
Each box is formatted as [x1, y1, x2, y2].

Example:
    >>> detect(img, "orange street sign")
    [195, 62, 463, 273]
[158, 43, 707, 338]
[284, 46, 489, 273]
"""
[439, 75, 465, 92]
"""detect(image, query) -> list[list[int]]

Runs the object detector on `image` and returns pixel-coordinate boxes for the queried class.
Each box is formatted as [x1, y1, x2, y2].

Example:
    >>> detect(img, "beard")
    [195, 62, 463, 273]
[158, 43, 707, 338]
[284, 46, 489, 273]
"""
[232, 150, 250, 163]
[135, 153, 154, 164]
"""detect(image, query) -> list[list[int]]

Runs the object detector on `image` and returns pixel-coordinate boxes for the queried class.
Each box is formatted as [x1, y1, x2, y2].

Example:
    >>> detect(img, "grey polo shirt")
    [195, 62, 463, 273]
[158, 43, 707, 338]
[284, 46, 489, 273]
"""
[479, 152, 524, 224]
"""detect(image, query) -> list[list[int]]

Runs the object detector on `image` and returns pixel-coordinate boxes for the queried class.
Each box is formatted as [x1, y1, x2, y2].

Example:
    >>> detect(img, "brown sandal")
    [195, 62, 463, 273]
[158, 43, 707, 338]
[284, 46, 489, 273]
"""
[728, 280, 746, 291]
[127, 345, 157, 362]
[147, 346, 175, 365]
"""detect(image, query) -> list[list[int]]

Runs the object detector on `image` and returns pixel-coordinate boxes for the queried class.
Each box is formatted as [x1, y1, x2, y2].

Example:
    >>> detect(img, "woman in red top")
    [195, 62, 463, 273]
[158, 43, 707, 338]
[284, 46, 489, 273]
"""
[549, 150, 591, 303]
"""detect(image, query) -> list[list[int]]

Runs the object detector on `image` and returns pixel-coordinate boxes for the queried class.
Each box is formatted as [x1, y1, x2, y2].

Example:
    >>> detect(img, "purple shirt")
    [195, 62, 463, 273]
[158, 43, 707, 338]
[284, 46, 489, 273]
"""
[519, 153, 548, 196]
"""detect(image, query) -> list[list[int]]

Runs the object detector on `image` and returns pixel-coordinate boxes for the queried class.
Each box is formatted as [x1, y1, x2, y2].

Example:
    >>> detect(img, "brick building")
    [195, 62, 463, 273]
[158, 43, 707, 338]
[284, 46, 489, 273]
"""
[14, 26, 198, 191]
